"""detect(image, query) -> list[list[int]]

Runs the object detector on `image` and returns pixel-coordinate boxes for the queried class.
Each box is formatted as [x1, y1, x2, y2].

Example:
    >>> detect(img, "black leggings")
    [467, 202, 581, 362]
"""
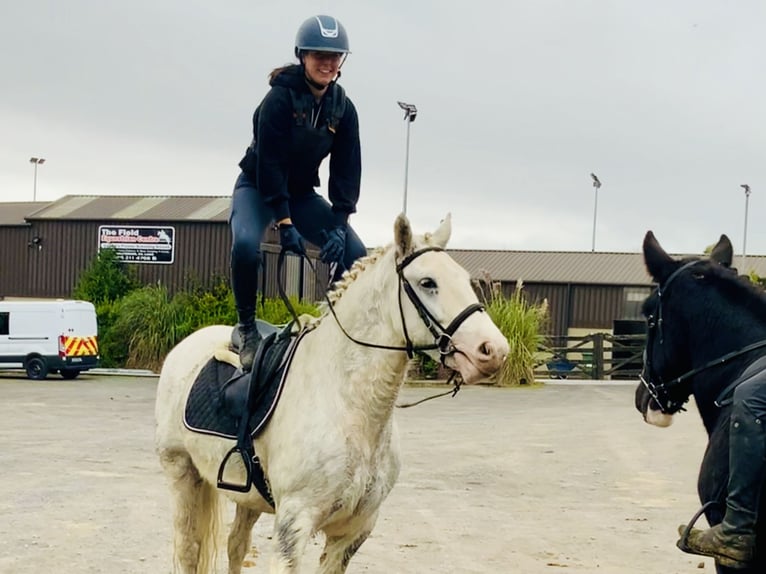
[229, 172, 366, 324]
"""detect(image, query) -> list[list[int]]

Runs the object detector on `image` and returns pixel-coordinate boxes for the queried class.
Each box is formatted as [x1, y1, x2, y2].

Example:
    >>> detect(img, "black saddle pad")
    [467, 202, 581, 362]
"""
[183, 330, 304, 439]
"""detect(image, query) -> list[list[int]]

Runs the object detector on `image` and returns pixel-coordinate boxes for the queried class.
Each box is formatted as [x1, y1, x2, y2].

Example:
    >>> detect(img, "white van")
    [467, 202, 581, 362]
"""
[0, 299, 99, 380]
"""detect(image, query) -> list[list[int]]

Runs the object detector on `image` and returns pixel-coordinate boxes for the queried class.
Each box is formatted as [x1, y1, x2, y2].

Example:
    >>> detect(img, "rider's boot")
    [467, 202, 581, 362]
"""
[678, 411, 766, 569]
[237, 321, 261, 372]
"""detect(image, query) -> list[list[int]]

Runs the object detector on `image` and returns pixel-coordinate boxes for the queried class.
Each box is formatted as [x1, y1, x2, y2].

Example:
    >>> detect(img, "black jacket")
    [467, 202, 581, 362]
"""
[239, 65, 361, 224]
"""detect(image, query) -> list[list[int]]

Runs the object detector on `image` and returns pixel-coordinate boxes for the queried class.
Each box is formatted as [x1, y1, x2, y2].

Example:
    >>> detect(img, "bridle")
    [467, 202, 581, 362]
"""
[640, 259, 766, 414]
[640, 260, 699, 414]
[279, 246, 485, 365]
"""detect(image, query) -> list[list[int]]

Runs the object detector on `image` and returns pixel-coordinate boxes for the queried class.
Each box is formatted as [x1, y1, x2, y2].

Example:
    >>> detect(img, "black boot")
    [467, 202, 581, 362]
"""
[678, 413, 766, 569]
[237, 322, 261, 372]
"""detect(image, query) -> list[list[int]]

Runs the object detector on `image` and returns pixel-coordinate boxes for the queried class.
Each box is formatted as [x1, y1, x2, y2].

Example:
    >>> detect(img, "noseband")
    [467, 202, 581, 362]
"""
[641, 259, 766, 414]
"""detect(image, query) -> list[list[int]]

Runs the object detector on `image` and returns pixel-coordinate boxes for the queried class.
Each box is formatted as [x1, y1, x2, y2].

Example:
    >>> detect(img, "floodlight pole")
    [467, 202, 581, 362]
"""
[29, 157, 46, 201]
[397, 101, 417, 215]
[741, 184, 751, 270]
[590, 173, 602, 252]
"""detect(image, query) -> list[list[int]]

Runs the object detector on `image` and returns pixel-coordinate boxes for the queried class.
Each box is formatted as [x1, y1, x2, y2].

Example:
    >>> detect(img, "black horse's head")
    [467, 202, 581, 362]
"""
[635, 231, 735, 427]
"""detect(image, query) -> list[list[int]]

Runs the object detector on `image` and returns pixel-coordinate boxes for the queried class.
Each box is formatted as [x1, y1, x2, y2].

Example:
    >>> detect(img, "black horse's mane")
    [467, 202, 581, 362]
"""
[700, 259, 766, 322]
[642, 256, 766, 324]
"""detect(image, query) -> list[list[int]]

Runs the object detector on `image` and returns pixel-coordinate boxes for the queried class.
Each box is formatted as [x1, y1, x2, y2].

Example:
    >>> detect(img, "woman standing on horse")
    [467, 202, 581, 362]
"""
[229, 15, 367, 371]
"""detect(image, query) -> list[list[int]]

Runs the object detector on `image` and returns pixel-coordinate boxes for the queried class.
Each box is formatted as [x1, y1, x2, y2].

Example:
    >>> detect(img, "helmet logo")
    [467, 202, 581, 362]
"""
[316, 16, 339, 38]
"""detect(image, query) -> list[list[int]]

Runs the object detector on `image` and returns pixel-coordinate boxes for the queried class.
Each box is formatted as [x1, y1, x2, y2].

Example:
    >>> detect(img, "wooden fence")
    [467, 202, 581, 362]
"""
[534, 333, 646, 380]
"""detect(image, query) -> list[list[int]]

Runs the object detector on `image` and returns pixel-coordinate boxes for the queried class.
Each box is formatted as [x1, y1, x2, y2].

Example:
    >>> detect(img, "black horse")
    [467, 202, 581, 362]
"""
[635, 231, 766, 574]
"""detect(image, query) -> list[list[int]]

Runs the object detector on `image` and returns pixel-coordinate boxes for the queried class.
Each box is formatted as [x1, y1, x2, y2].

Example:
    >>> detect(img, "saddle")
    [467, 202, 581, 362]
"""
[183, 321, 306, 505]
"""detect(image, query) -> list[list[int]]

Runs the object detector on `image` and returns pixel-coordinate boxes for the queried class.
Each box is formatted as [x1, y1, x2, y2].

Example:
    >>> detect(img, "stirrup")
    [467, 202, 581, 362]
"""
[216, 445, 252, 493]
[677, 501, 720, 553]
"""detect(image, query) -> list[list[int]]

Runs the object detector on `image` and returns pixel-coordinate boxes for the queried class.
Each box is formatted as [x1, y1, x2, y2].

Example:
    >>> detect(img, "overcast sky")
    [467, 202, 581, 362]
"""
[1, 1, 764, 258]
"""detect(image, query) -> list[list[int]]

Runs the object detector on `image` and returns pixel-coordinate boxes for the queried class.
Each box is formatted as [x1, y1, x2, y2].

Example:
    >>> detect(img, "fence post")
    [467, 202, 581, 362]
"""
[593, 333, 604, 380]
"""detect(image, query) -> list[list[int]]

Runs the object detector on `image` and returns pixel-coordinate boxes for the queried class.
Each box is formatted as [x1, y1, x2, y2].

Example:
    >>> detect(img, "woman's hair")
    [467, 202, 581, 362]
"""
[269, 63, 300, 82]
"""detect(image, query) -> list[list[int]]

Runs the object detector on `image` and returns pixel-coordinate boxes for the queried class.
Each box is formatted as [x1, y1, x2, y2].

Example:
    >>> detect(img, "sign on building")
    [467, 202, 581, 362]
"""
[98, 225, 175, 264]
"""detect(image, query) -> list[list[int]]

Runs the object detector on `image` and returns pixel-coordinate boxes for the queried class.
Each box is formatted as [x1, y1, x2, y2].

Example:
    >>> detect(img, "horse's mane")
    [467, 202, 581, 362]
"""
[705, 259, 766, 317]
[315, 228, 448, 320]
[643, 256, 766, 318]
[321, 246, 388, 311]
[670, 257, 766, 324]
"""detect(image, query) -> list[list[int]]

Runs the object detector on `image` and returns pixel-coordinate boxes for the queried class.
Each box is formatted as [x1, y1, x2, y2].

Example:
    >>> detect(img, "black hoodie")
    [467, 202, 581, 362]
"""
[239, 65, 361, 224]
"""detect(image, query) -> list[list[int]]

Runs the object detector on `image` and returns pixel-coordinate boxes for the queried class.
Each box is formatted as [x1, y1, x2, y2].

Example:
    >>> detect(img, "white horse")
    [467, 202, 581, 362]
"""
[155, 213, 510, 573]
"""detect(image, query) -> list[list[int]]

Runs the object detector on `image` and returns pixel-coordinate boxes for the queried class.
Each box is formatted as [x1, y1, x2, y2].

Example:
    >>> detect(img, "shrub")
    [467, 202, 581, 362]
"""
[72, 248, 140, 303]
[93, 300, 128, 368]
[107, 284, 189, 372]
[478, 276, 549, 386]
[256, 295, 321, 325]
[110, 279, 321, 371]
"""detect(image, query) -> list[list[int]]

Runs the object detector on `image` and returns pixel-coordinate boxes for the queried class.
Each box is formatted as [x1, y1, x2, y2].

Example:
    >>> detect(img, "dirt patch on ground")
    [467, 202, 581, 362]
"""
[0, 374, 714, 573]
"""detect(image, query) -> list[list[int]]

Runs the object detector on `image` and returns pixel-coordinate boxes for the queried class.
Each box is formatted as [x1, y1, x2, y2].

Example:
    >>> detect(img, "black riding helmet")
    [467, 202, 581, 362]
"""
[294, 15, 350, 58]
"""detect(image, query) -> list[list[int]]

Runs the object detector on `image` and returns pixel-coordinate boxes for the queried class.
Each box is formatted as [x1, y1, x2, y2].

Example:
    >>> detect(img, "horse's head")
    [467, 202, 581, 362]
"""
[392, 213, 509, 384]
[636, 231, 735, 427]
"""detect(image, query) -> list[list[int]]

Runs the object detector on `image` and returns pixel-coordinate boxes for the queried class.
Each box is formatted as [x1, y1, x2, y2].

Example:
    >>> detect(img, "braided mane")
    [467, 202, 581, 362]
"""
[323, 246, 387, 309]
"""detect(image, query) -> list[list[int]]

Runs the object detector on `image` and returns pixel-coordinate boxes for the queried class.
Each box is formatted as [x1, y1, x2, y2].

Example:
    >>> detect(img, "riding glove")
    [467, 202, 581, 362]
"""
[320, 226, 347, 264]
[278, 223, 305, 255]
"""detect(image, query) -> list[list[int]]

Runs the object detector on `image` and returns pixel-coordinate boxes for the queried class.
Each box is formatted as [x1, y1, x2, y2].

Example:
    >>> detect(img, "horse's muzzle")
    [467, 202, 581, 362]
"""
[446, 335, 509, 384]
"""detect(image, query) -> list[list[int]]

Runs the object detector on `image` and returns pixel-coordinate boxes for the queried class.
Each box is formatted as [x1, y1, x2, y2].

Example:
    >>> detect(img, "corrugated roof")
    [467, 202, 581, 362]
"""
[26, 195, 231, 222]
[448, 249, 766, 286]
[0, 202, 52, 226]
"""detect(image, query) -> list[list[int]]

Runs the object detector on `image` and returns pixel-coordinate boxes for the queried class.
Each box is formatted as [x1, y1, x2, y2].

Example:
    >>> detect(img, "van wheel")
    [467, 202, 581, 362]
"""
[25, 357, 49, 380]
[60, 368, 80, 380]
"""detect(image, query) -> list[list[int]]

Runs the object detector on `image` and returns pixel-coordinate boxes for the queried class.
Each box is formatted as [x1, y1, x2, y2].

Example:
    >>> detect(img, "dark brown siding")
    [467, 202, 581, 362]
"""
[128, 222, 232, 290]
[0, 226, 35, 297]
[570, 285, 623, 329]
[3, 219, 326, 301]
[496, 281, 624, 337]
[25, 221, 96, 297]
[499, 281, 571, 338]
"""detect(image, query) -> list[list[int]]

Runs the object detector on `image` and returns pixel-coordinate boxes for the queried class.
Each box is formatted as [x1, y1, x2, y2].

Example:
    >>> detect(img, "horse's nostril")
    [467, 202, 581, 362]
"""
[480, 342, 492, 357]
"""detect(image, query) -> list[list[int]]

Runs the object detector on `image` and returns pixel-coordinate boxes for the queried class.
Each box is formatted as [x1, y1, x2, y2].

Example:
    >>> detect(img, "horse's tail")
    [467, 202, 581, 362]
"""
[196, 480, 222, 574]
[170, 473, 222, 574]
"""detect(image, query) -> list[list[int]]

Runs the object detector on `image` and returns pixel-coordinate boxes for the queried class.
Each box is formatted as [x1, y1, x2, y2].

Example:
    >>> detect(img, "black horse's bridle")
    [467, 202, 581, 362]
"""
[640, 259, 766, 414]
[280, 246, 485, 365]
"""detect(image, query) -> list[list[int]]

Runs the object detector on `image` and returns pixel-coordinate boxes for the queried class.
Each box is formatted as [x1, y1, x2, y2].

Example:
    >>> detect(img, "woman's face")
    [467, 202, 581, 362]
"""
[303, 51, 343, 88]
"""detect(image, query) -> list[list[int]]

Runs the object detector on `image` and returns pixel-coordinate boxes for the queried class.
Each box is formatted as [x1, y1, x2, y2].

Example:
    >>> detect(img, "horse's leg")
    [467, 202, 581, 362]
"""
[159, 448, 221, 574]
[316, 531, 371, 574]
[317, 515, 377, 574]
[227, 504, 261, 574]
[269, 503, 320, 573]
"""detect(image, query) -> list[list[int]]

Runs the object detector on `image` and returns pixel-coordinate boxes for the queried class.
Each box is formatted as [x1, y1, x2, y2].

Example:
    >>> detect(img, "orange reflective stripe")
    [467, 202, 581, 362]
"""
[60, 336, 99, 357]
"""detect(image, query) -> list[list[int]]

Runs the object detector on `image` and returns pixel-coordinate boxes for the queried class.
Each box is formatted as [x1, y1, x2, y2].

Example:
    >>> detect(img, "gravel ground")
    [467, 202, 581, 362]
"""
[0, 373, 714, 573]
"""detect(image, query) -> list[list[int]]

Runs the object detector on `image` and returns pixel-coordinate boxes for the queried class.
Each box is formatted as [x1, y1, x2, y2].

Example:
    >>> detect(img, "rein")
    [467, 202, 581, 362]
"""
[394, 371, 463, 408]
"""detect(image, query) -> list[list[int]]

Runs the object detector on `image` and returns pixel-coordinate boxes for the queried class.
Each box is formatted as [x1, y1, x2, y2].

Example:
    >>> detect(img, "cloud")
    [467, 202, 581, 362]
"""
[2, 0, 765, 258]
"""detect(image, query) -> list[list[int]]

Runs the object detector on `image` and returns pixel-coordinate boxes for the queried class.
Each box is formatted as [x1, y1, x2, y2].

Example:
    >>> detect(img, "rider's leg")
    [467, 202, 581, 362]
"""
[680, 373, 766, 568]
[289, 193, 366, 282]
[230, 172, 273, 371]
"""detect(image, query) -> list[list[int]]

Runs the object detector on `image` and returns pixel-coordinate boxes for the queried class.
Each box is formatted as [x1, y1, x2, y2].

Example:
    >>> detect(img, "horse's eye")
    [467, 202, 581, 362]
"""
[692, 272, 705, 280]
[419, 278, 438, 291]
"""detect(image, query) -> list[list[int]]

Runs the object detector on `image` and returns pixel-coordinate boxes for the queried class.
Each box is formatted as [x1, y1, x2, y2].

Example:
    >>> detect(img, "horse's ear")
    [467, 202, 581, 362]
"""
[430, 213, 452, 248]
[643, 231, 675, 283]
[710, 234, 734, 268]
[394, 213, 413, 257]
